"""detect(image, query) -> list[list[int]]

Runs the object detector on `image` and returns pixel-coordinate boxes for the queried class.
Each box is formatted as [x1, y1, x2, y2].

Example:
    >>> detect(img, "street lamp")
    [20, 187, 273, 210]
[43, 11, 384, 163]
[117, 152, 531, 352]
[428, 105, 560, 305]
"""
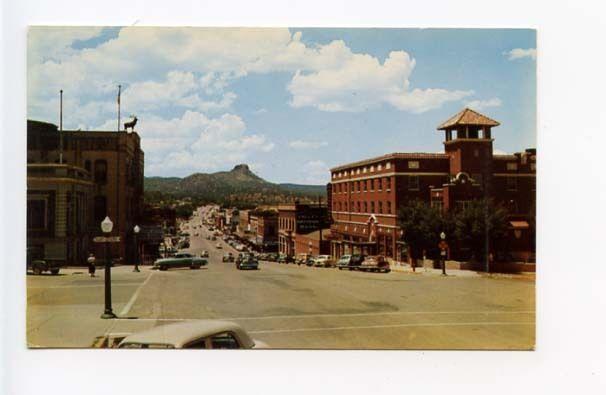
[133, 225, 141, 272]
[440, 232, 447, 276]
[100, 216, 116, 319]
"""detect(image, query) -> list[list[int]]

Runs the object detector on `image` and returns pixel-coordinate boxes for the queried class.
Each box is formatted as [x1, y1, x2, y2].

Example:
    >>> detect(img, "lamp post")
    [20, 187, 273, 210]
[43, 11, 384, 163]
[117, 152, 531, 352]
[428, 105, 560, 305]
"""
[440, 232, 447, 276]
[100, 216, 117, 319]
[133, 225, 141, 272]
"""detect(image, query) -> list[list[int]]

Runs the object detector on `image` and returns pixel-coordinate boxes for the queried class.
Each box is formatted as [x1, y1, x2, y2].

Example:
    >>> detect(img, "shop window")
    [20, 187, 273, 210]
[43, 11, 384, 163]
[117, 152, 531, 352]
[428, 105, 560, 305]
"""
[408, 175, 420, 190]
[94, 160, 108, 184]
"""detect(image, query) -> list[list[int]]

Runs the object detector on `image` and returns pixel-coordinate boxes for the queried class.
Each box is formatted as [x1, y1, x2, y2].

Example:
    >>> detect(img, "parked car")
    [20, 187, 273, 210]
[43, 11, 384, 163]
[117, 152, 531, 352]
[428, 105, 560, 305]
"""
[215, 243, 222, 249]
[359, 255, 391, 273]
[153, 253, 208, 271]
[26, 248, 61, 275]
[118, 320, 267, 349]
[337, 254, 366, 270]
[236, 254, 259, 270]
[277, 254, 294, 264]
[265, 253, 279, 262]
[200, 250, 209, 258]
[222, 253, 234, 262]
[313, 255, 335, 268]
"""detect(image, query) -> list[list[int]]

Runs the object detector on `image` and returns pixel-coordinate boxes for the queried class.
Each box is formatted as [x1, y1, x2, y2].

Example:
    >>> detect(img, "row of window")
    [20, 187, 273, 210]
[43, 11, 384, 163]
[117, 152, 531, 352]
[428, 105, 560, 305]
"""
[333, 200, 393, 215]
[279, 217, 295, 231]
[333, 177, 395, 193]
[332, 162, 393, 179]
[84, 159, 108, 184]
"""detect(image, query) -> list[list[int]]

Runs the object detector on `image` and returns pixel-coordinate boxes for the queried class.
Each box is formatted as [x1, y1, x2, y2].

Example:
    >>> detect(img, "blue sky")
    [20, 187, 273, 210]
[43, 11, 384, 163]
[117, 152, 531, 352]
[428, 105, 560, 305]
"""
[27, 27, 535, 184]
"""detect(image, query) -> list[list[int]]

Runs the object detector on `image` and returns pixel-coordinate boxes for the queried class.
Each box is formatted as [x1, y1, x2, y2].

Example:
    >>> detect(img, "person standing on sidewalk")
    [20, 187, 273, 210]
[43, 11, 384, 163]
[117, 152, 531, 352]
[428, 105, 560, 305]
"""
[87, 253, 96, 277]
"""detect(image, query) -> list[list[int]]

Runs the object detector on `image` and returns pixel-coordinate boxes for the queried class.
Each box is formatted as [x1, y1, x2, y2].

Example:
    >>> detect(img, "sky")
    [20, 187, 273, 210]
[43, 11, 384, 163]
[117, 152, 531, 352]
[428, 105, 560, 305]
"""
[27, 27, 536, 184]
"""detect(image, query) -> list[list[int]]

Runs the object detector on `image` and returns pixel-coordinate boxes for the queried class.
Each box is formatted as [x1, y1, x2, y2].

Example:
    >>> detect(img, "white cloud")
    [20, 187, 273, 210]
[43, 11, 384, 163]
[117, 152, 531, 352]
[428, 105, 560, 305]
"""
[96, 110, 274, 177]
[288, 50, 472, 113]
[300, 160, 330, 184]
[289, 140, 328, 149]
[504, 48, 537, 61]
[465, 97, 502, 111]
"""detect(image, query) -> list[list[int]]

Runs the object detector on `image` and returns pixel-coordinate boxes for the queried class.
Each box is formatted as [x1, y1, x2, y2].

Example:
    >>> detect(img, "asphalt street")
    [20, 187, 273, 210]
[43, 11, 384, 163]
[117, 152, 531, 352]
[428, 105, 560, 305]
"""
[27, 216, 535, 349]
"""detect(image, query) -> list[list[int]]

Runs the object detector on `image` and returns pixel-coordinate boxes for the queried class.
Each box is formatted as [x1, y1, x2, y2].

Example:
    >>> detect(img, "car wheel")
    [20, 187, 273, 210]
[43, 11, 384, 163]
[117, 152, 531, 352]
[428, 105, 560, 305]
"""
[33, 265, 42, 275]
[160, 265, 168, 271]
[50, 268, 60, 275]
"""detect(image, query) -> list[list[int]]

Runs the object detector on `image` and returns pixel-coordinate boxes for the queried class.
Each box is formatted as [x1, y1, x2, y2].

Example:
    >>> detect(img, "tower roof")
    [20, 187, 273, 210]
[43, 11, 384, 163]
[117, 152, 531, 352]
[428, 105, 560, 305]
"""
[437, 108, 500, 130]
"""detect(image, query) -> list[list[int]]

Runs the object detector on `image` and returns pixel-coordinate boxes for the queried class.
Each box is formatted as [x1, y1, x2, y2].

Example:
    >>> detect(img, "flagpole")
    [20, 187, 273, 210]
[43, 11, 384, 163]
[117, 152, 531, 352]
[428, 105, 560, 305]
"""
[59, 89, 63, 164]
[117, 84, 121, 132]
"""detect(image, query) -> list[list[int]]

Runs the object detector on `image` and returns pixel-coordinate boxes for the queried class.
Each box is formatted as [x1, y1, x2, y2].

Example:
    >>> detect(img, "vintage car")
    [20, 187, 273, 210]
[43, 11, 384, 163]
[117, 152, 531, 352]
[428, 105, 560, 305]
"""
[118, 320, 268, 349]
[359, 255, 391, 273]
[277, 253, 294, 264]
[222, 252, 235, 262]
[26, 247, 61, 275]
[236, 254, 259, 270]
[313, 255, 335, 268]
[215, 243, 222, 249]
[200, 250, 210, 258]
[337, 254, 366, 270]
[153, 252, 208, 271]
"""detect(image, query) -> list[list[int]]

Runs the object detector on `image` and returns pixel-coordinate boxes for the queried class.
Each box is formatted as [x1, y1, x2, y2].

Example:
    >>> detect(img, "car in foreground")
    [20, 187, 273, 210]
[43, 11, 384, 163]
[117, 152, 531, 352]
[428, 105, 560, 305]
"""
[27, 249, 61, 275]
[222, 252, 235, 262]
[236, 254, 259, 270]
[359, 255, 391, 273]
[337, 254, 366, 270]
[153, 252, 208, 271]
[312, 255, 335, 268]
[118, 320, 267, 349]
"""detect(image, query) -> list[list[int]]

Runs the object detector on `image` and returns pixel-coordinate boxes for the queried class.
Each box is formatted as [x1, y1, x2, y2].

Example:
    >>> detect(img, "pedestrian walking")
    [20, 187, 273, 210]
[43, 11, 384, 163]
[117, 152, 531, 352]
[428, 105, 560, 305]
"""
[87, 253, 96, 277]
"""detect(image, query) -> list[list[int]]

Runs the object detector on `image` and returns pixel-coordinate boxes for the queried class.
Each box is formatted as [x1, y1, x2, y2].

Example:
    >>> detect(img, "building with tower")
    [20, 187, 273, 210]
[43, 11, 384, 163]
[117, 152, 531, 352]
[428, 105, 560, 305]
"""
[328, 108, 536, 263]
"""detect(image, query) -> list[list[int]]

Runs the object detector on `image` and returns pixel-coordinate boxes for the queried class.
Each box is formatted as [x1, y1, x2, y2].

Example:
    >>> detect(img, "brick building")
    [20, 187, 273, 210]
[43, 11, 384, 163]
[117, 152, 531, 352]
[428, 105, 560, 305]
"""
[294, 229, 331, 257]
[329, 108, 536, 262]
[278, 202, 328, 257]
[251, 209, 278, 251]
[27, 120, 144, 264]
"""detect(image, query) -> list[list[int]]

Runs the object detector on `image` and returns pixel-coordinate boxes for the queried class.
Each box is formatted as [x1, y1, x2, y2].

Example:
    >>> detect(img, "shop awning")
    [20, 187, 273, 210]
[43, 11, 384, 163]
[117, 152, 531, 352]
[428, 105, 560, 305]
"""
[509, 221, 530, 229]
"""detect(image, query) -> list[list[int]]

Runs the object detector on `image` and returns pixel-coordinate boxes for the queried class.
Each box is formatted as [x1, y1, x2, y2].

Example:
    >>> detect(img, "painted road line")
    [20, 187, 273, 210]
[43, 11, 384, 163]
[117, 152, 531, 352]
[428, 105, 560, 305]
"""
[247, 321, 535, 335]
[120, 271, 155, 316]
[126, 310, 535, 322]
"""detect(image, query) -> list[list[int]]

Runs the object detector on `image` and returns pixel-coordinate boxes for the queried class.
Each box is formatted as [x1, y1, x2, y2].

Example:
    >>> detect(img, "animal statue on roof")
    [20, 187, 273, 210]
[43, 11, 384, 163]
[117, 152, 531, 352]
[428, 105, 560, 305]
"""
[124, 116, 138, 132]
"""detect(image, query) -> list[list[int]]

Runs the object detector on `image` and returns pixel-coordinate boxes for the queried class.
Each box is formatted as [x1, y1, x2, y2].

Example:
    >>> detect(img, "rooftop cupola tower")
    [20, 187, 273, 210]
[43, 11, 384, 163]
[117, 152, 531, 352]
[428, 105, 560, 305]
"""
[437, 108, 500, 184]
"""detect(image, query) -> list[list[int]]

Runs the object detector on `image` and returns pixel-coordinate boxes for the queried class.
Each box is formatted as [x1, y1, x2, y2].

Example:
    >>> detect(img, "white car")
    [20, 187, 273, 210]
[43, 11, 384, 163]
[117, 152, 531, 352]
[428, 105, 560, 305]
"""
[313, 255, 335, 268]
[118, 320, 268, 349]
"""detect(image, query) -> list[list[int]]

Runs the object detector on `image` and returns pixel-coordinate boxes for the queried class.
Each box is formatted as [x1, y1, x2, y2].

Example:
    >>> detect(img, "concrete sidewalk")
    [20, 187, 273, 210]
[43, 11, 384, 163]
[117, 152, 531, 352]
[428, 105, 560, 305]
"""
[389, 263, 481, 277]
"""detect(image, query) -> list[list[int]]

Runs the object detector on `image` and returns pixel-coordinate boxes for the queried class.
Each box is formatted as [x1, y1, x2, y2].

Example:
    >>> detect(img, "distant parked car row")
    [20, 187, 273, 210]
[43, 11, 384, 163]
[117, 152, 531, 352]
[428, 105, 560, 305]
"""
[257, 253, 391, 273]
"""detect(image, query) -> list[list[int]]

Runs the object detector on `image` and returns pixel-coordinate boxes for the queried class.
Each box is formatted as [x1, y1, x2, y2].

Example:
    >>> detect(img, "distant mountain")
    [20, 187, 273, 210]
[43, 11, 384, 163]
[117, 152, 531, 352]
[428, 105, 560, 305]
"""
[144, 164, 326, 206]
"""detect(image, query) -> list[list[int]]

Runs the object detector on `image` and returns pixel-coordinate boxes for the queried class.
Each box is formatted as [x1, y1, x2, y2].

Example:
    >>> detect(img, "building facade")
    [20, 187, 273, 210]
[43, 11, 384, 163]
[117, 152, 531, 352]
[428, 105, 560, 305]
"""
[329, 109, 536, 262]
[27, 120, 144, 264]
[278, 202, 329, 256]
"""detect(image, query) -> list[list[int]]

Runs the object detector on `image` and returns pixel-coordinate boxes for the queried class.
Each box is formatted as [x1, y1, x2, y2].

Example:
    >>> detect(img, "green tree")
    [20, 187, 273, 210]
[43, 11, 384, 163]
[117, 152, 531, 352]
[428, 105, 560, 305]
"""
[397, 200, 449, 262]
[453, 199, 508, 267]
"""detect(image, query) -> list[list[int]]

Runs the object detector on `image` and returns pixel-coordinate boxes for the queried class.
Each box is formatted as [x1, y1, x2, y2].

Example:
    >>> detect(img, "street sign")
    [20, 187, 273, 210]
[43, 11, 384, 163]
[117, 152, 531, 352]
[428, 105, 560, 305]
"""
[93, 236, 121, 243]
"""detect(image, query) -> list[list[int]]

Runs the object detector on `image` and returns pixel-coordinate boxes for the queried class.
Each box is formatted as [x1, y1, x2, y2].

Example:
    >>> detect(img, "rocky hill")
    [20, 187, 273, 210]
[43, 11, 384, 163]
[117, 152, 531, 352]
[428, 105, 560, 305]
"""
[144, 164, 326, 206]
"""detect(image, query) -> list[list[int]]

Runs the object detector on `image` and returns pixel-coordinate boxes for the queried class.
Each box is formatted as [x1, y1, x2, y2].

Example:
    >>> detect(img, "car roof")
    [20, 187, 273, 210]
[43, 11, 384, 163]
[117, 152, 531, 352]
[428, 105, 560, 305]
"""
[118, 320, 255, 348]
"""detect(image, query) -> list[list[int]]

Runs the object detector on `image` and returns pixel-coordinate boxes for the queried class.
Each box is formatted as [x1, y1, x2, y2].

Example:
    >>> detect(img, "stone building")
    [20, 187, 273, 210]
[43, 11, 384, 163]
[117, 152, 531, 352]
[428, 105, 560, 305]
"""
[27, 120, 144, 264]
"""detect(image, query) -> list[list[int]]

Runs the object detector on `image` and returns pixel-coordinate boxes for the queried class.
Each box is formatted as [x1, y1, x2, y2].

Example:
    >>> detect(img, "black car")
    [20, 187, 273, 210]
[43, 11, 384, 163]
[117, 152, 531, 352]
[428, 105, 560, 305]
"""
[236, 254, 259, 270]
[27, 247, 61, 275]
[336, 254, 366, 270]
